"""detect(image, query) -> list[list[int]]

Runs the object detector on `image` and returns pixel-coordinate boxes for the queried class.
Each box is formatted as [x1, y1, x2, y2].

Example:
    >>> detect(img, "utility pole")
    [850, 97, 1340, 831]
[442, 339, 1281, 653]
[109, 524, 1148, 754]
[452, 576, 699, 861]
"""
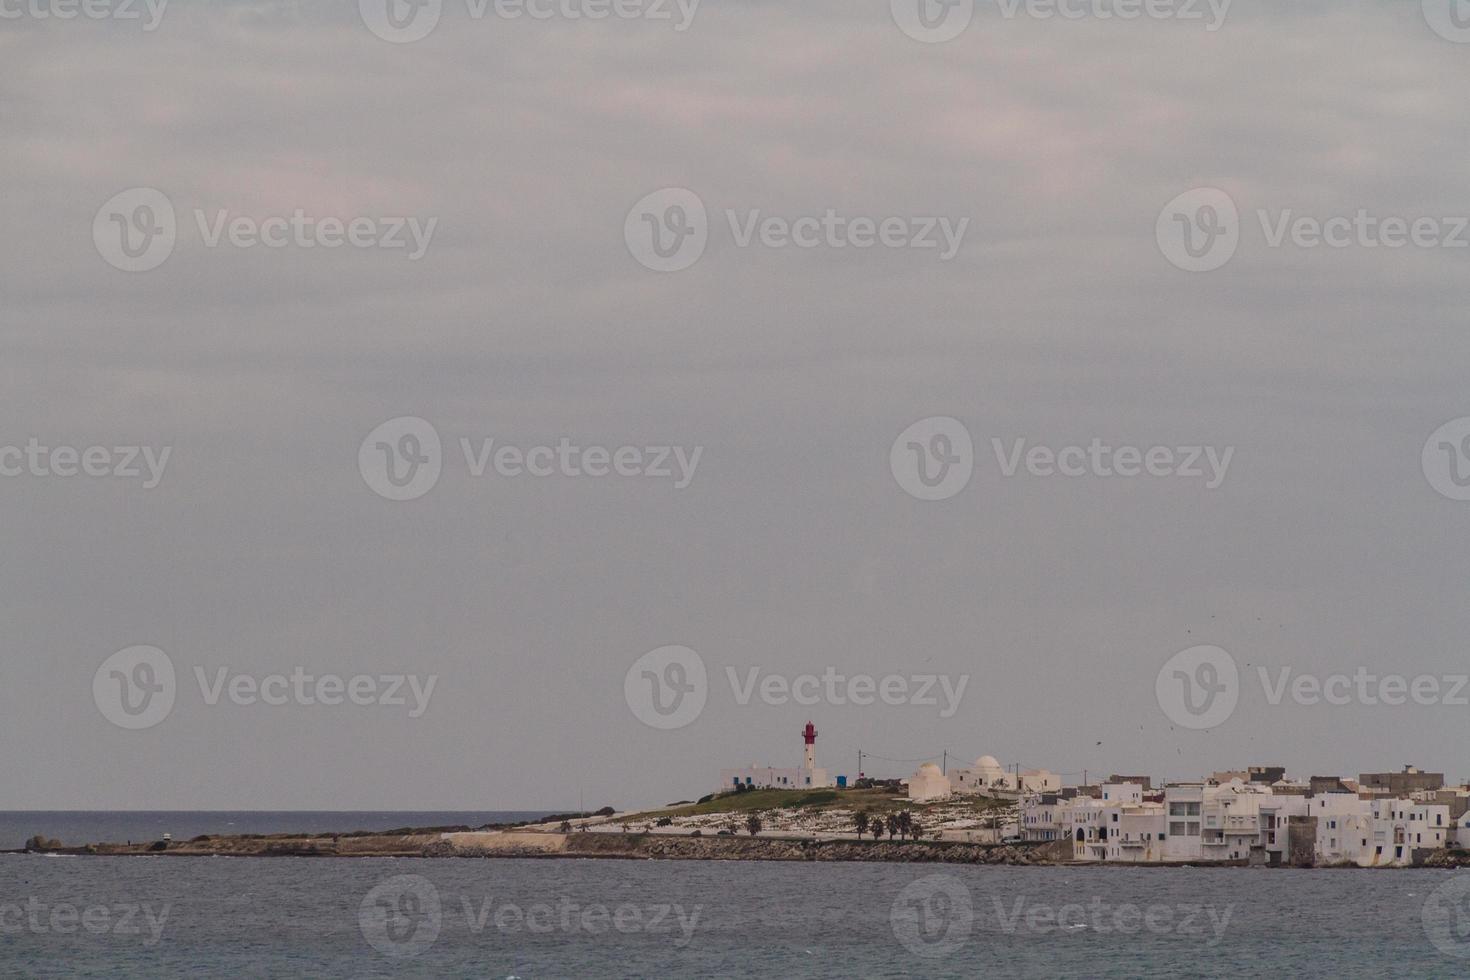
[942, 750, 947, 775]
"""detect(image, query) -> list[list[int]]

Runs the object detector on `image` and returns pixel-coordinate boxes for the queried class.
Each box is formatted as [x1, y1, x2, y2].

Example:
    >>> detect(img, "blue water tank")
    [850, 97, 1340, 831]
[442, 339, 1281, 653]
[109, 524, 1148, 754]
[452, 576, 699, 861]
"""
[836, 776, 847, 788]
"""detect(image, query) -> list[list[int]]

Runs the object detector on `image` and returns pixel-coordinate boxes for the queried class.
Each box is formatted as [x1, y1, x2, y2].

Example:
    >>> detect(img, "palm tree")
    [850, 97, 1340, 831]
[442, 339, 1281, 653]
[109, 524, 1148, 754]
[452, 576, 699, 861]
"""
[854, 812, 869, 838]
[910, 821, 924, 841]
[745, 813, 763, 837]
[872, 821, 885, 840]
[898, 811, 912, 842]
[886, 814, 900, 841]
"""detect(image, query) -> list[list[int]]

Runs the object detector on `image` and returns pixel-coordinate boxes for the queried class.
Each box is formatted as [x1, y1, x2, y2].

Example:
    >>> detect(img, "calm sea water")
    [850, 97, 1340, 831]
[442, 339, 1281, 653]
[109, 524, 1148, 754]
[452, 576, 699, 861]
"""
[2, 853, 1469, 977]
[0, 811, 553, 851]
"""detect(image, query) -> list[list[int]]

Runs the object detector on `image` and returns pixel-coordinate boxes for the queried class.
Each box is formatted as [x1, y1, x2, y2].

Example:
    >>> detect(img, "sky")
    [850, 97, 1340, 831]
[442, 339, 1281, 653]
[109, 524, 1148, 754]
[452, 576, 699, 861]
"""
[5, 0, 1470, 810]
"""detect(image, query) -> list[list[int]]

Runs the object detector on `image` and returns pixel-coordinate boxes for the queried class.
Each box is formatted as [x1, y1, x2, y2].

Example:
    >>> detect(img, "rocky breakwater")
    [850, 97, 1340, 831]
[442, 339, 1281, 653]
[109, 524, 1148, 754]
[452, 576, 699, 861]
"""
[547, 833, 1071, 864]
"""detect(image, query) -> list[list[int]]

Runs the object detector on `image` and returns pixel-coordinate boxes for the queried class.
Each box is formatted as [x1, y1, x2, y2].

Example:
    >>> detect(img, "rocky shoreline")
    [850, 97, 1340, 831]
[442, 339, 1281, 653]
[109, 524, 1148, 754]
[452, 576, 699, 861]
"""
[9, 830, 1073, 865]
[15, 831, 1470, 867]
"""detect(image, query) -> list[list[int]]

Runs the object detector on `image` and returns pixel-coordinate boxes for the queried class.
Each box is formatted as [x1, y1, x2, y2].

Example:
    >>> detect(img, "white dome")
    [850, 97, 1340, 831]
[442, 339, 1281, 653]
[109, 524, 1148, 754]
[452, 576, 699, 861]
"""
[918, 763, 943, 776]
[976, 755, 1002, 770]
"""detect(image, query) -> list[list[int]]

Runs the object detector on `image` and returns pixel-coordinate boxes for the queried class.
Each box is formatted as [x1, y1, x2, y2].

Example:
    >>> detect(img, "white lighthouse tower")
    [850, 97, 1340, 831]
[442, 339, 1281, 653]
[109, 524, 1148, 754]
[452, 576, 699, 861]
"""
[717, 720, 835, 791]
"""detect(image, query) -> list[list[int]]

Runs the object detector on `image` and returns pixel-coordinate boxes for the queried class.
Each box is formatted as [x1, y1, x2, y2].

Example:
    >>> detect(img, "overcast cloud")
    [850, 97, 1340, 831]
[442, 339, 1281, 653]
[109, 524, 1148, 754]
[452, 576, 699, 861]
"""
[4, 0, 1470, 809]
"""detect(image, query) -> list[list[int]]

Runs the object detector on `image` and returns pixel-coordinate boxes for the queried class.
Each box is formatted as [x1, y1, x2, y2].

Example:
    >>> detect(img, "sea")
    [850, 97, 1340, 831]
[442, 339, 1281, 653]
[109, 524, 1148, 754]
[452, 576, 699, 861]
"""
[3, 813, 1470, 977]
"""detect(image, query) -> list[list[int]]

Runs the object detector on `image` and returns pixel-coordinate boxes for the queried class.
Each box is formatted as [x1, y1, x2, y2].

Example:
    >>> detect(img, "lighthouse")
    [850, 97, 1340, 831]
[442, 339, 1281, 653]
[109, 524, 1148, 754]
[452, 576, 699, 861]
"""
[717, 721, 834, 791]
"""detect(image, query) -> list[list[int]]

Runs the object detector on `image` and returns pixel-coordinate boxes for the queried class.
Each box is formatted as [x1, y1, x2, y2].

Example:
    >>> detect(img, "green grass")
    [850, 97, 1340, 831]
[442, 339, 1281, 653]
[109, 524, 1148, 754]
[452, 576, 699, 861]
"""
[621, 787, 1010, 824]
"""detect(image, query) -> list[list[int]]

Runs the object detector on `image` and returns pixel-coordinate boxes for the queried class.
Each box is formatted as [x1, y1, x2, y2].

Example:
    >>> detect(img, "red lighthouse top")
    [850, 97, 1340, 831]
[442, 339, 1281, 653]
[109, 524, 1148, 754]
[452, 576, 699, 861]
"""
[801, 722, 817, 745]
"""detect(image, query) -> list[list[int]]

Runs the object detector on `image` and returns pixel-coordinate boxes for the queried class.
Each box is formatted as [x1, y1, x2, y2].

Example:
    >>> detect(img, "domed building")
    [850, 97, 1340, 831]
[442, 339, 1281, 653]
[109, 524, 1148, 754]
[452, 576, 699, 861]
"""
[949, 755, 1015, 794]
[907, 762, 952, 802]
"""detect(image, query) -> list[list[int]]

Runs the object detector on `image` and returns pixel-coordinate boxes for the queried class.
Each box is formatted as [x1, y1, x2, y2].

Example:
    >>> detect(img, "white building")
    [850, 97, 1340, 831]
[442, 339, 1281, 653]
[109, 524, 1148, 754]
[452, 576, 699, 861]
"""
[949, 755, 1013, 794]
[1025, 775, 1456, 867]
[907, 763, 952, 802]
[1021, 795, 1067, 841]
[1107, 802, 1167, 863]
[719, 720, 833, 791]
[947, 756, 1059, 796]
